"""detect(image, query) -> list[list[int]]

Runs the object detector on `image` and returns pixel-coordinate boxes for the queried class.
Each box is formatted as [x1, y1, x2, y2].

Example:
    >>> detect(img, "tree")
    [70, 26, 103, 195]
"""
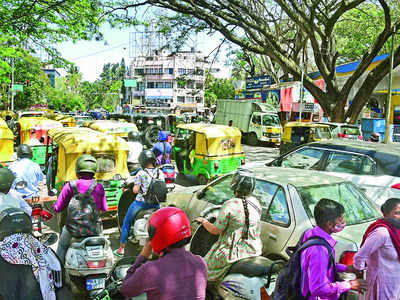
[205, 75, 235, 106]
[108, 0, 400, 122]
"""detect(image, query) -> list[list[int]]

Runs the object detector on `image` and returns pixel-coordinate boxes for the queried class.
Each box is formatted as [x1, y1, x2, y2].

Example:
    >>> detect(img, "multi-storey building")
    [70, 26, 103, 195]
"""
[129, 48, 211, 110]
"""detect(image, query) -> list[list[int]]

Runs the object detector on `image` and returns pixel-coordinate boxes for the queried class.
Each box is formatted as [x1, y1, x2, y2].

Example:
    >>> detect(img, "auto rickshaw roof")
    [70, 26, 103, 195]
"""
[48, 127, 129, 153]
[18, 117, 63, 130]
[177, 123, 242, 138]
[283, 121, 331, 128]
[45, 114, 76, 123]
[0, 118, 9, 128]
[86, 120, 138, 130]
[0, 110, 15, 119]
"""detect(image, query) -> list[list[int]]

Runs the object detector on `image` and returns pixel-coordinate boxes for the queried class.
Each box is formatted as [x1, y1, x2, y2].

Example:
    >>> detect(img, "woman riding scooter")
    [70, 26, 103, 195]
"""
[195, 168, 263, 284]
[152, 131, 172, 166]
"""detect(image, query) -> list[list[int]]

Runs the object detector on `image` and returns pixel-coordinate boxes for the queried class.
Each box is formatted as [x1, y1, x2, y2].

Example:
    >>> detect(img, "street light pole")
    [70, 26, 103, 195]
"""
[384, 24, 397, 144]
[11, 58, 14, 111]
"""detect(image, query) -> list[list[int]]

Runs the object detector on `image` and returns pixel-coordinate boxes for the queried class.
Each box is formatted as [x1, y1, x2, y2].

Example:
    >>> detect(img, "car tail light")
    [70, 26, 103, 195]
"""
[358, 135, 364, 140]
[339, 251, 356, 265]
[260, 287, 271, 300]
[241, 159, 245, 165]
[214, 162, 219, 169]
[166, 178, 174, 184]
[87, 260, 107, 269]
[338, 133, 349, 138]
[31, 208, 42, 217]
[391, 183, 400, 189]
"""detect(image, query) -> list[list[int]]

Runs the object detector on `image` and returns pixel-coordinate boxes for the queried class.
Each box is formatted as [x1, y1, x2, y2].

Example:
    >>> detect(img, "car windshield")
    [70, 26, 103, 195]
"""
[316, 127, 332, 139]
[341, 126, 360, 135]
[297, 182, 380, 225]
[263, 114, 280, 126]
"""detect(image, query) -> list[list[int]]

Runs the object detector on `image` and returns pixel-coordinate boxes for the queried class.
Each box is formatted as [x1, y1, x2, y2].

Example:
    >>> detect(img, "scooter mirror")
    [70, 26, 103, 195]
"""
[15, 181, 27, 190]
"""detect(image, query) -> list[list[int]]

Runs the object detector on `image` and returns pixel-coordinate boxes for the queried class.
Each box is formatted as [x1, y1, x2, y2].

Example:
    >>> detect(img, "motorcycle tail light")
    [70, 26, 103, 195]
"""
[260, 286, 271, 300]
[166, 178, 174, 184]
[214, 162, 219, 169]
[241, 159, 245, 165]
[87, 259, 107, 268]
[338, 133, 348, 138]
[339, 251, 356, 265]
[31, 208, 42, 217]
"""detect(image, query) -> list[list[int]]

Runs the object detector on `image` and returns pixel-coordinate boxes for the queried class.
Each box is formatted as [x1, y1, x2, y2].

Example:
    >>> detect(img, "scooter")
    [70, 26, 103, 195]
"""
[158, 163, 176, 192]
[64, 235, 114, 298]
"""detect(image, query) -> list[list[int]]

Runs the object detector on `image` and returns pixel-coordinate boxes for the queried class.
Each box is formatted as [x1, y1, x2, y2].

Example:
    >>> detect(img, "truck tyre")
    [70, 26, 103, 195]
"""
[247, 132, 259, 146]
[143, 125, 161, 148]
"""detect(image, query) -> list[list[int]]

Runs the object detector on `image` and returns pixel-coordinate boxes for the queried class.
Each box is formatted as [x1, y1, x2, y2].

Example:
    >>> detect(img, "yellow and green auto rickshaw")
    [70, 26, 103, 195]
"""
[0, 118, 14, 165]
[17, 117, 63, 165]
[44, 114, 76, 127]
[0, 110, 16, 120]
[173, 123, 245, 185]
[46, 127, 130, 214]
[83, 120, 138, 140]
[280, 122, 332, 155]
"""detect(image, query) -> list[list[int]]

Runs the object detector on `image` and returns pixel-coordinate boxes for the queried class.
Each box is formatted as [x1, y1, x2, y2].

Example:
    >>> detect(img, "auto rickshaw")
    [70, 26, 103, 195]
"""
[44, 114, 76, 127]
[280, 122, 332, 155]
[173, 123, 245, 184]
[0, 118, 14, 165]
[46, 127, 130, 215]
[17, 117, 63, 165]
[83, 120, 138, 140]
[0, 110, 16, 120]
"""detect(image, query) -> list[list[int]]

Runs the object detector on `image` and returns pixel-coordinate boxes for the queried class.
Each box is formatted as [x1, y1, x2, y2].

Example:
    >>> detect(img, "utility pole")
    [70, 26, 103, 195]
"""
[384, 24, 397, 144]
[11, 58, 14, 111]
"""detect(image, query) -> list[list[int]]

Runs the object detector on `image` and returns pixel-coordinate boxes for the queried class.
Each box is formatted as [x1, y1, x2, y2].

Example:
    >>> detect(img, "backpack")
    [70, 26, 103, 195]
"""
[143, 169, 167, 204]
[273, 231, 336, 300]
[66, 180, 102, 238]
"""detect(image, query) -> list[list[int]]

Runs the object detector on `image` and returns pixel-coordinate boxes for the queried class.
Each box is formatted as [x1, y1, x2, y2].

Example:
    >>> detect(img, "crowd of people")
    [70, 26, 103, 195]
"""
[0, 139, 398, 300]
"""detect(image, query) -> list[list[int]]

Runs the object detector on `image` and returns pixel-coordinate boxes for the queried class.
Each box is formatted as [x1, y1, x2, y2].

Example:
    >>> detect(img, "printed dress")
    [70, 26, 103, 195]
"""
[205, 196, 263, 282]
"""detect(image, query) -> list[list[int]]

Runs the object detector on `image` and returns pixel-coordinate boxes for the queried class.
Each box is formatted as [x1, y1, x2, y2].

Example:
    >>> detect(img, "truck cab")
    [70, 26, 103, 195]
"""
[247, 111, 282, 145]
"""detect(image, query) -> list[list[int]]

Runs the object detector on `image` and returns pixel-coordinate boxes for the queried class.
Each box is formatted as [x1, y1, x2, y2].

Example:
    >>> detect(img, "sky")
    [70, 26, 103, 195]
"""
[56, 25, 231, 82]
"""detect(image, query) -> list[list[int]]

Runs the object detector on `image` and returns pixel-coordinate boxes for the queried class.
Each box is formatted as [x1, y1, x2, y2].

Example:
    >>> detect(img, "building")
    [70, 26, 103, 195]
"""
[129, 48, 211, 111]
[42, 68, 60, 88]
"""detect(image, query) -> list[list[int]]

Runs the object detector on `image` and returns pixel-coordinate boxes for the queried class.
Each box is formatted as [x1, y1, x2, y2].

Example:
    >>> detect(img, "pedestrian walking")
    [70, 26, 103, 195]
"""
[353, 198, 400, 300]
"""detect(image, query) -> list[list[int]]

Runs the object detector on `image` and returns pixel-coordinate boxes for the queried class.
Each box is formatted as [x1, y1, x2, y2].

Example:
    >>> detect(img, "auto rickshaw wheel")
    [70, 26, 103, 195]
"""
[143, 125, 161, 148]
[197, 174, 208, 185]
[247, 132, 258, 146]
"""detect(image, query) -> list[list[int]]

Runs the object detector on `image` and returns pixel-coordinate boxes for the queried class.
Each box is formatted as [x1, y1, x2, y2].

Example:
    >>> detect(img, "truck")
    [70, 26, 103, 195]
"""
[215, 100, 282, 146]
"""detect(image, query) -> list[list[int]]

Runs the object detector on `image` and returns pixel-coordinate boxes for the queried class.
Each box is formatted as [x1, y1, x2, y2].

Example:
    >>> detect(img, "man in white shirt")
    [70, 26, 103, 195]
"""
[127, 131, 143, 172]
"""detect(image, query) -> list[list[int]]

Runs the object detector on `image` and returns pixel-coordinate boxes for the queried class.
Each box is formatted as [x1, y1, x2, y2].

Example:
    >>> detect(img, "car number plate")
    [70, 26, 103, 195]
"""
[86, 277, 105, 290]
[86, 245, 103, 258]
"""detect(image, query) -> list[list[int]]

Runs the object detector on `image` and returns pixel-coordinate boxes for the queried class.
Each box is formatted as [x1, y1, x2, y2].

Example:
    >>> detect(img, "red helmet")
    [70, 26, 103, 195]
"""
[148, 207, 191, 254]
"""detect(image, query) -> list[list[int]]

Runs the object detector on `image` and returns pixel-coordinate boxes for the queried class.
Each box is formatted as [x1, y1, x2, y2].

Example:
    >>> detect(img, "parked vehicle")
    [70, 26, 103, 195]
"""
[45, 113, 77, 127]
[173, 123, 245, 185]
[17, 110, 45, 119]
[83, 120, 139, 141]
[316, 122, 363, 140]
[46, 127, 130, 223]
[215, 100, 282, 146]
[0, 118, 14, 165]
[268, 139, 400, 206]
[17, 117, 63, 166]
[75, 115, 94, 127]
[280, 121, 332, 155]
[167, 166, 380, 300]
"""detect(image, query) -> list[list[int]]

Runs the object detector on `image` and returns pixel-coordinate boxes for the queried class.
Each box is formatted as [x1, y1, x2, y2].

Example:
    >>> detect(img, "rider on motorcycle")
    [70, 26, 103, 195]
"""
[8, 144, 44, 200]
[195, 168, 263, 284]
[53, 154, 107, 264]
[152, 131, 172, 165]
[127, 131, 143, 172]
[114, 150, 165, 257]
[121, 207, 208, 300]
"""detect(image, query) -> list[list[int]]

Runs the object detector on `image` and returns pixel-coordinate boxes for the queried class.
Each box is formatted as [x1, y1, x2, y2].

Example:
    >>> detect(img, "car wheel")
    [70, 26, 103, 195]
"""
[197, 174, 208, 185]
[247, 132, 258, 146]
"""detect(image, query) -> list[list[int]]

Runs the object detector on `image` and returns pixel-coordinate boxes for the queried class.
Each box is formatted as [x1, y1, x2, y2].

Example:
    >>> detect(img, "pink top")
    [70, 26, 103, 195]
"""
[53, 178, 108, 213]
[354, 227, 400, 300]
[300, 226, 351, 300]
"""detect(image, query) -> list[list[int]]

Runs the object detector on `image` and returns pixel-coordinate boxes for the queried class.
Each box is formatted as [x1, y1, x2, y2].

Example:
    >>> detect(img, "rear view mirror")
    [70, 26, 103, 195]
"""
[15, 181, 27, 190]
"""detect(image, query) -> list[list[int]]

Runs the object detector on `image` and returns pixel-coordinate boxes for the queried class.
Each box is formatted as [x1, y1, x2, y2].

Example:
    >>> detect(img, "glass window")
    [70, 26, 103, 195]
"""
[196, 97, 203, 103]
[186, 82, 195, 89]
[155, 82, 164, 88]
[196, 68, 204, 76]
[158, 68, 163, 74]
[196, 83, 204, 89]
[252, 115, 261, 125]
[135, 69, 144, 76]
[316, 127, 332, 139]
[281, 147, 325, 169]
[297, 182, 380, 225]
[202, 174, 235, 204]
[178, 81, 185, 88]
[178, 68, 186, 75]
[145, 68, 152, 74]
[94, 154, 116, 172]
[177, 96, 185, 103]
[165, 68, 174, 75]
[165, 82, 173, 88]
[186, 97, 194, 103]
[262, 114, 280, 126]
[147, 82, 154, 88]
[324, 152, 375, 175]
[187, 69, 195, 75]
[340, 126, 360, 136]
[266, 188, 290, 225]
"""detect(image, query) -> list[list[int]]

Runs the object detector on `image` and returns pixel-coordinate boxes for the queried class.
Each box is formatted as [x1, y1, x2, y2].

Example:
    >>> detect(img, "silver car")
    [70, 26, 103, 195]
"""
[168, 167, 380, 298]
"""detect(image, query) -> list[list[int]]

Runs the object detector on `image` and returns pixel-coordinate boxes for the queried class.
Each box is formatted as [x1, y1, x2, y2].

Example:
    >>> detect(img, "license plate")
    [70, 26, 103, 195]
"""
[271, 138, 277, 143]
[86, 277, 105, 290]
[86, 245, 103, 258]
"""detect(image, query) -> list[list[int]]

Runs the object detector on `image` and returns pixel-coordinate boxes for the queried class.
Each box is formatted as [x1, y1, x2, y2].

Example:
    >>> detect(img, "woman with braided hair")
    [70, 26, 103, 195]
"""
[195, 168, 263, 283]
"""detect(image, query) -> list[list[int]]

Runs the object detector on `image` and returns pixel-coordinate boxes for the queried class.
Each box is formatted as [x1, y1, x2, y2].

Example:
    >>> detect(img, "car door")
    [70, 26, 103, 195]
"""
[275, 146, 327, 170]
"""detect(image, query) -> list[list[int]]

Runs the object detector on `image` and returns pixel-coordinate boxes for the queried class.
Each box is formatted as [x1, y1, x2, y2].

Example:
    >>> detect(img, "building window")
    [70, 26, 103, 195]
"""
[135, 69, 144, 76]
[158, 68, 163, 74]
[187, 69, 195, 75]
[165, 68, 173, 75]
[177, 96, 185, 103]
[155, 82, 164, 88]
[177, 81, 185, 88]
[186, 97, 194, 103]
[196, 83, 203, 89]
[147, 82, 155, 88]
[145, 68, 152, 75]
[195, 68, 204, 76]
[186, 82, 195, 89]
[138, 82, 145, 91]
[178, 68, 186, 75]
[196, 97, 203, 103]
[165, 82, 173, 88]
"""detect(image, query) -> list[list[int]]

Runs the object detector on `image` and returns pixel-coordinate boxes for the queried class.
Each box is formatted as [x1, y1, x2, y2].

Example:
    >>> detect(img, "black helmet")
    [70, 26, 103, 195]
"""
[0, 207, 32, 241]
[17, 144, 32, 159]
[230, 168, 256, 197]
[138, 150, 156, 168]
[128, 131, 141, 142]
[0, 168, 16, 192]
[370, 132, 380, 142]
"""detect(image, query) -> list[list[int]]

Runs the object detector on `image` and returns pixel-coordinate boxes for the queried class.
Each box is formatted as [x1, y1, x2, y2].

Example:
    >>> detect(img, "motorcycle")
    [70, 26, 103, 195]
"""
[64, 235, 115, 298]
[158, 163, 176, 192]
